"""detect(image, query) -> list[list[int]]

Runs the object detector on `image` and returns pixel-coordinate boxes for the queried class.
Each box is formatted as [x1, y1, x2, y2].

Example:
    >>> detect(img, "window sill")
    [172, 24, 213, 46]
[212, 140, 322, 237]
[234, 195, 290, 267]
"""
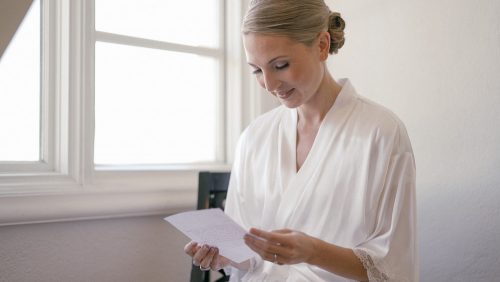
[0, 165, 231, 226]
[0, 185, 197, 226]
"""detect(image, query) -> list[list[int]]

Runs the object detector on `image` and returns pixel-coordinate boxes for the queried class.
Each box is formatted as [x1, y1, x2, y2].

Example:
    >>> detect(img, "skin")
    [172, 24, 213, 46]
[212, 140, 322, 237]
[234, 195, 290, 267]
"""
[243, 32, 342, 171]
[184, 31, 368, 281]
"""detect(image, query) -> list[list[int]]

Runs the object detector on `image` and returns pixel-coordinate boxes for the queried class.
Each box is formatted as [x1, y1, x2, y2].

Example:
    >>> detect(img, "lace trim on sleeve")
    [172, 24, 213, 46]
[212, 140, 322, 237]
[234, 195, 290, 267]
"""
[353, 249, 389, 282]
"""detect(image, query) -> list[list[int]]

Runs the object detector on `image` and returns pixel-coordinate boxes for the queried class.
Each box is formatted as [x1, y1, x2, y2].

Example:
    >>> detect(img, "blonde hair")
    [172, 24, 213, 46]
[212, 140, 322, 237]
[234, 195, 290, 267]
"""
[242, 0, 345, 54]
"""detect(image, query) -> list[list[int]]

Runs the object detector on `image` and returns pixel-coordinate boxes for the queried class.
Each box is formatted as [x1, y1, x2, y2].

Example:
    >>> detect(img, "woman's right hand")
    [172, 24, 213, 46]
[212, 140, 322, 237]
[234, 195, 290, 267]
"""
[184, 241, 231, 271]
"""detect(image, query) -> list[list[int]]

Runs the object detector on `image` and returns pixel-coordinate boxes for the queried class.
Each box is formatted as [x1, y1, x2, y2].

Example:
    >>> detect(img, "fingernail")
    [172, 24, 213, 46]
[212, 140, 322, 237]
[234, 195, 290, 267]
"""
[245, 232, 257, 238]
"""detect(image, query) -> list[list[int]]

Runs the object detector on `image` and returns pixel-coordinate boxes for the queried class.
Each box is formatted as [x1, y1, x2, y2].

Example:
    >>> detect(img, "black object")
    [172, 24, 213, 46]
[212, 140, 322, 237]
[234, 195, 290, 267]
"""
[190, 171, 231, 282]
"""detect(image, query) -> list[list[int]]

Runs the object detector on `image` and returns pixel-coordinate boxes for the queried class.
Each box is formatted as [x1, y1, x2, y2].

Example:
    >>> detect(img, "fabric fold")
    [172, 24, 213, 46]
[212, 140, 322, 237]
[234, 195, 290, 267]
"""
[224, 79, 417, 281]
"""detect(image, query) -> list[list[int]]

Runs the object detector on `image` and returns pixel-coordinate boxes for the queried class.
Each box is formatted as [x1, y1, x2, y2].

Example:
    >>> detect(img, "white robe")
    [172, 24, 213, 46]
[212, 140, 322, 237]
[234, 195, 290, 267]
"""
[225, 79, 417, 282]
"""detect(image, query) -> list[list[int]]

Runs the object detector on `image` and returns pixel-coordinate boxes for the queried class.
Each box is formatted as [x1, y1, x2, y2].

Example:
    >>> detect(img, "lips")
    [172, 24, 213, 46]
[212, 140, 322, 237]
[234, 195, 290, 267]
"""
[275, 88, 295, 99]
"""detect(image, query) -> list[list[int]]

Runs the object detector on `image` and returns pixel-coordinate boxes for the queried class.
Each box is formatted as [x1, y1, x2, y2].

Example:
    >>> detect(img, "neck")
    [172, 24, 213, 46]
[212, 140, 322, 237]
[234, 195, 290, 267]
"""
[297, 70, 342, 127]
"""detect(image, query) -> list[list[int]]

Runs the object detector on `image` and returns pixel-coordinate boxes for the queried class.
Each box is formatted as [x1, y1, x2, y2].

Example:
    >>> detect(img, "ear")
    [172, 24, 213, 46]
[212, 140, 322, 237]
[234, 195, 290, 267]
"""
[317, 31, 330, 61]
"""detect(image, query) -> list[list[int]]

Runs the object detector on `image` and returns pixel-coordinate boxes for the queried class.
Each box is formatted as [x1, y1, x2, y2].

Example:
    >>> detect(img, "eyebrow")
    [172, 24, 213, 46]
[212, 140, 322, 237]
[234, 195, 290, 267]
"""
[248, 55, 288, 68]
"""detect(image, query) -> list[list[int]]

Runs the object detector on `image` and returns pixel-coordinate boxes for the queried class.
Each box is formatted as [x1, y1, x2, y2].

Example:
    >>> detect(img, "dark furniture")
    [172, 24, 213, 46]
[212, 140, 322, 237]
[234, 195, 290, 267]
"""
[190, 171, 231, 282]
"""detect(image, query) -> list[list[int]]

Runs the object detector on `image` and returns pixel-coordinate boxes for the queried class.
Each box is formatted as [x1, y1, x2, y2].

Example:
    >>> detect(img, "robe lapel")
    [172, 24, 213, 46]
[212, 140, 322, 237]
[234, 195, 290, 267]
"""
[260, 109, 297, 231]
[274, 79, 359, 228]
[277, 108, 298, 194]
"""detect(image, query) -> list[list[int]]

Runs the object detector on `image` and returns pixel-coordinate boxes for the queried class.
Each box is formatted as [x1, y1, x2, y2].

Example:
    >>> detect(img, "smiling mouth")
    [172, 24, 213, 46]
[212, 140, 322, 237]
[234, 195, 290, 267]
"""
[276, 88, 295, 99]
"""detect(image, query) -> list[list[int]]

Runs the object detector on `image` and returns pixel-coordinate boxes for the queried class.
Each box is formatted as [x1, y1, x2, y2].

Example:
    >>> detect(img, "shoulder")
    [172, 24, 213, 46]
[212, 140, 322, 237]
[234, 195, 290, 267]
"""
[233, 106, 287, 166]
[356, 96, 404, 130]
[250, 105, 287, 129]
[350, 93, 412, 154]
[339, 79, 406, 135]
[240, 105, 287, 143]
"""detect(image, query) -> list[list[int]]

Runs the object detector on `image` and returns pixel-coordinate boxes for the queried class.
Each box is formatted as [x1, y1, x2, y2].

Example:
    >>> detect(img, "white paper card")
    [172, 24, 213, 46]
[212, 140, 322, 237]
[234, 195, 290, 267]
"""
[164, 208, 256, 263]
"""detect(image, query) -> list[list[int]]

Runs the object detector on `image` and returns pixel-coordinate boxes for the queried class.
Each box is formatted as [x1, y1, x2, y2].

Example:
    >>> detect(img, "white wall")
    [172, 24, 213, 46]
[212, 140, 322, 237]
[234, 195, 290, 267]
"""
[325, 0, 500, 281]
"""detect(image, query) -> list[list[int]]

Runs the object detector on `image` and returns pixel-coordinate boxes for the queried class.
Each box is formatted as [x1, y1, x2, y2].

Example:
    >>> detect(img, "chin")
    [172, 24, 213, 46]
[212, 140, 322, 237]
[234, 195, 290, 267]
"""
[279, 99, 301, 109]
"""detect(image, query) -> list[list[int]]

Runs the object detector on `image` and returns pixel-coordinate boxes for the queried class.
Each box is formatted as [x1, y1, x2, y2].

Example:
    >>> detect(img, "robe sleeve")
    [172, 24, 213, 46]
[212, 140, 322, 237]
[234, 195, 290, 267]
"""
[225, 128, 249, 229]
[353, 127, 418, 282]
[223, 129, 264, 280]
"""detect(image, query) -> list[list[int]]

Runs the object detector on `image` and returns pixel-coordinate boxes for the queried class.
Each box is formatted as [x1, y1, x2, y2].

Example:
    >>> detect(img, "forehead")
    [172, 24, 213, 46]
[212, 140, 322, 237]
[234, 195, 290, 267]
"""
[243, 33, 307, 64]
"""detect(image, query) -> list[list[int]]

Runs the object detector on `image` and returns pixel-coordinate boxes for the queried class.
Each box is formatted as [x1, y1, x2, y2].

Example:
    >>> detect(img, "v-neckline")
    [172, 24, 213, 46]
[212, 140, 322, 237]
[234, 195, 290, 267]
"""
[291, 102, 336, 176]
[279, 79, 354, 193]
[274, 78, 357, 228]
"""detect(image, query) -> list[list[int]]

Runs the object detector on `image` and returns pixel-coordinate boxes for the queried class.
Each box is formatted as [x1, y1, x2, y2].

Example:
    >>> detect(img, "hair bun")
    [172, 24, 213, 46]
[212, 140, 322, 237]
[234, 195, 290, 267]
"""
[328, 12, 345, 54]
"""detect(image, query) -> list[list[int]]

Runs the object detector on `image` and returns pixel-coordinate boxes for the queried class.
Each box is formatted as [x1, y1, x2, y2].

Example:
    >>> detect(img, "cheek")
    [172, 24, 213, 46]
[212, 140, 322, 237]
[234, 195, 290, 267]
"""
[289, 68, 310, 89]
[293, 62, 321, 90]
[289, 70, 302, 84]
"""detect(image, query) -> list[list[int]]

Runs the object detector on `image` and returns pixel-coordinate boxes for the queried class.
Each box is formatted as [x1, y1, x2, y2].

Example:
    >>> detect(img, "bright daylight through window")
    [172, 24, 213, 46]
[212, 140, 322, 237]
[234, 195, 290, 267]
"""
[94, 0, 222, 166]
[0, 0, 41, 162]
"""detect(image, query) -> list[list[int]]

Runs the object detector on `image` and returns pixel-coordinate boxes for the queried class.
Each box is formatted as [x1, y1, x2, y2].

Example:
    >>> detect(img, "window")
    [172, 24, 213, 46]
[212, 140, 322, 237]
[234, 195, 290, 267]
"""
[93, 0, 224, 166]
[0, 0, 41, 164]
[0, 0, 265, 226]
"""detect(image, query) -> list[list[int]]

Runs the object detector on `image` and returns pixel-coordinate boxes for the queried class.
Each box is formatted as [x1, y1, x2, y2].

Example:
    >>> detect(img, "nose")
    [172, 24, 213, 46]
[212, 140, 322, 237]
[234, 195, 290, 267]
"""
[260, 72, 281, 93]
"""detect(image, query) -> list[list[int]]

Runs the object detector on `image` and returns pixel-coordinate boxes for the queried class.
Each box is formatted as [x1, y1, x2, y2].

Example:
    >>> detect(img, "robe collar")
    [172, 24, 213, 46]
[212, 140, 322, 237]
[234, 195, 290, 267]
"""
[273, 78, 359, 228]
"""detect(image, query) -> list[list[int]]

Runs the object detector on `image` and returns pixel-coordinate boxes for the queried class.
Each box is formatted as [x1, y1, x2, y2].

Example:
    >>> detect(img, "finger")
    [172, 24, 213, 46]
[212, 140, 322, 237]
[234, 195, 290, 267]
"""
[249, 228, 289, 244]
[247, 230, 290, 251]
[184, 241, 198, 256]
[192, 245, 202, 259]
[245, 233, 284, 254]
[244, 235, 286, 262]
[192, 244, 210, 266]
[209, 248, 221, 270]
[245, 237, 274, 261]
[272, 229, 293, 234]
[200, 247, 217, 269]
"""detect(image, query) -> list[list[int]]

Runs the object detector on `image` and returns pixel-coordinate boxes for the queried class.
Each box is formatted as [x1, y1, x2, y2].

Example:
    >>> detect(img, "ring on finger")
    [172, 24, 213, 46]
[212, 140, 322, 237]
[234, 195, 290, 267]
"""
[200, 265, 211, 271]
[273, 253, 278, 264]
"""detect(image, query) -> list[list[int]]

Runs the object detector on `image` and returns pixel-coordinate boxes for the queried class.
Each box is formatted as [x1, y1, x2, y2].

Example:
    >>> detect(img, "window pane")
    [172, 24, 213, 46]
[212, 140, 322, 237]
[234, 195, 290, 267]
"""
[0, 0, 40, 161]
[95, 0, 220, 48]
[94, 42, 218, 165]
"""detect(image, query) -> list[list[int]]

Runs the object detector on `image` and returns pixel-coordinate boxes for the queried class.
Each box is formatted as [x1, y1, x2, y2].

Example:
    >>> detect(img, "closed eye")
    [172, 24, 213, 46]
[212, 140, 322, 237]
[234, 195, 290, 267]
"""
[275, 62, 289, 70]
[251, 68, 262, 75]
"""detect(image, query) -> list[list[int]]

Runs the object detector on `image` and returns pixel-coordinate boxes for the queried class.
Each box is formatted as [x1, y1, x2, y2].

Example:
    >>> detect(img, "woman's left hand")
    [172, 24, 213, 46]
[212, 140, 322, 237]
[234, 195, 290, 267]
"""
[243, 228, 317, 265]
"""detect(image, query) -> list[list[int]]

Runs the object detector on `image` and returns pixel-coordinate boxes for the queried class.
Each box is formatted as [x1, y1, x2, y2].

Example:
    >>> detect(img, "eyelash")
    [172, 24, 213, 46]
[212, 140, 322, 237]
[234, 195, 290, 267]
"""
[275, 63, 289, 70]
[252, 63, 289, 75]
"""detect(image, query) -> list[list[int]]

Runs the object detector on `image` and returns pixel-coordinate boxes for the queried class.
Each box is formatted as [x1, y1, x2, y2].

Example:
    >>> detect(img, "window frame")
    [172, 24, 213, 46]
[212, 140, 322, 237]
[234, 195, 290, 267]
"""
[0, 0, 85, 190]
[0, 0, 53, 173]
[0, 0, 271, 226]
[92, 0, 226, 167]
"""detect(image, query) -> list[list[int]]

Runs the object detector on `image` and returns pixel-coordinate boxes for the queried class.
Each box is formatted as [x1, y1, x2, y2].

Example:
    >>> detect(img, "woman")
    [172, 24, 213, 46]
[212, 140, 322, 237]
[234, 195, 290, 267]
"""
[185, 0, 417, 281]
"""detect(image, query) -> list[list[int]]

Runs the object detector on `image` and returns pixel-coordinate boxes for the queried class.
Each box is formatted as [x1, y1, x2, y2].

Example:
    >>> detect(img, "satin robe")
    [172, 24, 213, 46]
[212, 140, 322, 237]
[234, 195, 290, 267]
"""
[225, 79, 417, 281]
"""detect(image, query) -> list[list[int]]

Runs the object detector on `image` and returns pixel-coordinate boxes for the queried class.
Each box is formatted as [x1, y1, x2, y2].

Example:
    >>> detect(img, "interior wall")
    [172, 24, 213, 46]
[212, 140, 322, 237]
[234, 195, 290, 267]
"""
[0, 215, 192, 282]
[325, 0, 500, 281]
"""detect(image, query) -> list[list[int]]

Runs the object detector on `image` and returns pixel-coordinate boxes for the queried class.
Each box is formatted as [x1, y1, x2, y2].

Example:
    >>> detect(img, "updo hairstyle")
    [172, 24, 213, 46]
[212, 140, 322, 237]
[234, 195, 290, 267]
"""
[242, 0, 346, 54]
